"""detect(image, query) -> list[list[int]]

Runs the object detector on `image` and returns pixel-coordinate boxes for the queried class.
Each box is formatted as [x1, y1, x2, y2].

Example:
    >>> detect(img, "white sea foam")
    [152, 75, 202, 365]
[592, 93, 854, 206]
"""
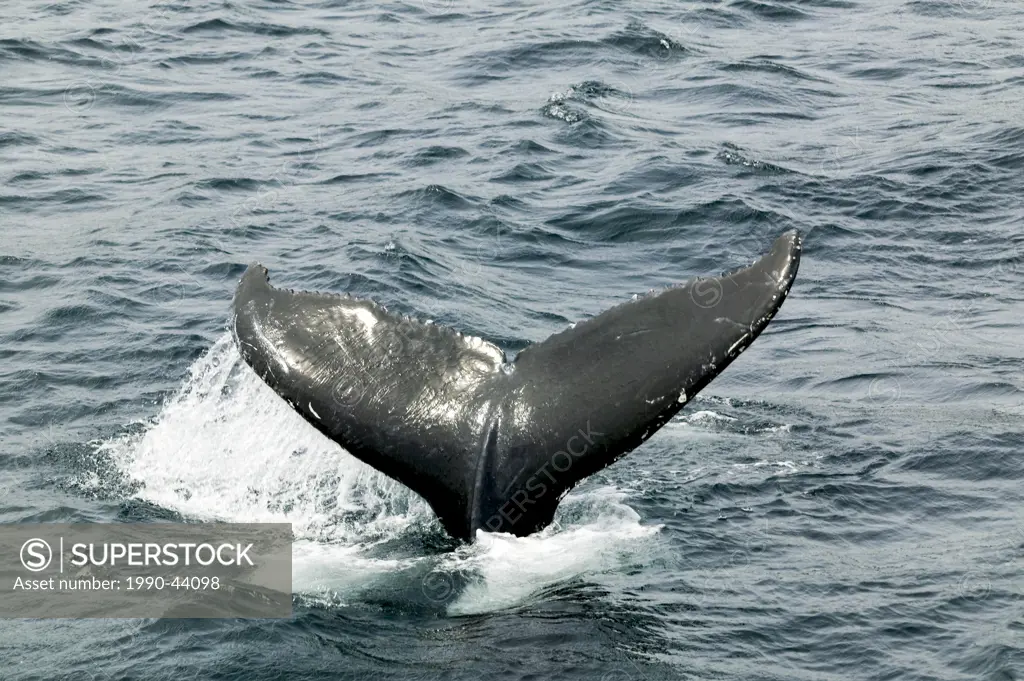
[684, 409, 736, 423]
[93, 334, 659, 612]
[443, 488, 661, 615]
[95, 335, 429, 542]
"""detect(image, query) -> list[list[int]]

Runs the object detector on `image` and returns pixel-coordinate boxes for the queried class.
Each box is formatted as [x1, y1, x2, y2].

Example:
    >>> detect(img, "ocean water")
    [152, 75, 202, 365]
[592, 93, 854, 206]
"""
[1, 0, 1022, 679]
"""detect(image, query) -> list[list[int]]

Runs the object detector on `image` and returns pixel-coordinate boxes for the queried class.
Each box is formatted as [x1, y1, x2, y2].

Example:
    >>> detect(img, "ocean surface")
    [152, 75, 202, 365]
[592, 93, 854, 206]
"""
[1, 0, 1022, 679]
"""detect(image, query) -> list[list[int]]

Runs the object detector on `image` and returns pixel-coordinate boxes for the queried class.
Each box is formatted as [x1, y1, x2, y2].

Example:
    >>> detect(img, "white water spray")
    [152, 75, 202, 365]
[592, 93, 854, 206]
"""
[92, 334, 660, 612]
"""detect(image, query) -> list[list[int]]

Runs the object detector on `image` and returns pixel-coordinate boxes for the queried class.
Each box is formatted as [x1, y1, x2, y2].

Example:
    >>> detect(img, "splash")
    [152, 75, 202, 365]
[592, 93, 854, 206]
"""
[93, 334, 659, 612]
[96, 334, 430, 544]
[444, 489, 661, 615]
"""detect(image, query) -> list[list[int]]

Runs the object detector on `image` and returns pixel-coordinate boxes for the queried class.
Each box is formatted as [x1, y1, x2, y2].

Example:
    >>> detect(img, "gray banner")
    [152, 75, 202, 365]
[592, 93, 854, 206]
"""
[0, 523, 292, 618]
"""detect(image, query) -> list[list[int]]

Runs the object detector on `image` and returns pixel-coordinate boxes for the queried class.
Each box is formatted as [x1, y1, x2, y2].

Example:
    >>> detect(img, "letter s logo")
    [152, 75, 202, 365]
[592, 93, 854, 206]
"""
[20, 538, 52, 572]
[690, 278, 723, 309]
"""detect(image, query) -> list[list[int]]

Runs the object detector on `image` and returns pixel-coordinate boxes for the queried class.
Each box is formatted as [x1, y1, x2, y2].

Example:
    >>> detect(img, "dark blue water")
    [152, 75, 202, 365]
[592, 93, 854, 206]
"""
[2, 0, 1022, 679]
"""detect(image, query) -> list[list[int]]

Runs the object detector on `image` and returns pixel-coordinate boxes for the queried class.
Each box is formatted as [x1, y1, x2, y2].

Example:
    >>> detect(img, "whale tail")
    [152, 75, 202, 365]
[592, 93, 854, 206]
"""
[232, 230, 801, 540]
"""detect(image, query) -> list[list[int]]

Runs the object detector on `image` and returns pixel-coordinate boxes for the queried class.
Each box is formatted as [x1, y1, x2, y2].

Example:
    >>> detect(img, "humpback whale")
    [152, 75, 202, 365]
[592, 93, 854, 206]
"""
[231, 230, 801, 541]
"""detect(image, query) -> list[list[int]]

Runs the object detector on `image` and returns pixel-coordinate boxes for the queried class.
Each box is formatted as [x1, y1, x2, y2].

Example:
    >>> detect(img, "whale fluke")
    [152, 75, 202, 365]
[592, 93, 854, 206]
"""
[231, 230, 802, 540]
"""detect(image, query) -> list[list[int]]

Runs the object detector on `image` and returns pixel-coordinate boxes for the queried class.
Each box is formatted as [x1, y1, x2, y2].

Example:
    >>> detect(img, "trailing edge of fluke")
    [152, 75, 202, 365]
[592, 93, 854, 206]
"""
[231, 230, 802, 541]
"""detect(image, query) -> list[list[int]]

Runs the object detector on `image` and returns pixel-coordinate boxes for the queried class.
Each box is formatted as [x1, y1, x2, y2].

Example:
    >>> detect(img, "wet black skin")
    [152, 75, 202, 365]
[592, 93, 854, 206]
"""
[231, 231, 801, 541]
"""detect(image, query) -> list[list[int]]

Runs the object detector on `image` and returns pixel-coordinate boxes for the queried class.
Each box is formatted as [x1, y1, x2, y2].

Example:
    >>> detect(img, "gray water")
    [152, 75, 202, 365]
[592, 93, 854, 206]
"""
[1, 0, 1022, 679]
